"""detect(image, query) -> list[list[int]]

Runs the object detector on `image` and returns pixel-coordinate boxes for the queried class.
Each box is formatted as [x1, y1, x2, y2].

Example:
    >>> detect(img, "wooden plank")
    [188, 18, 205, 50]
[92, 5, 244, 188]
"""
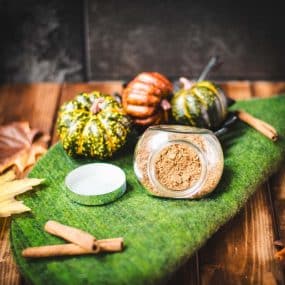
[0, 83, 61, 134]
[251, 82, 285, 98]
[167, 254, 199, 285]
[252, 81, 285, 246]
[51, 81, 123, 144]
[251, 76, 285, 243]
[199, 185, 283, 285]
[253, 81, 285, 276]
[0, 218, 20, 285]
[58, 81, 123, 104]
[0, 83, 61, 285]
[220, 81, 252, 100]
[198, 81, 284, 285]
[271, 167, 285, 243]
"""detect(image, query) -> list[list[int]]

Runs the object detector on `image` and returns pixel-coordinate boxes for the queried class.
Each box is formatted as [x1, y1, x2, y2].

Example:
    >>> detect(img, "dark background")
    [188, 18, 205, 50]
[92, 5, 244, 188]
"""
[0, 0, 284, 83]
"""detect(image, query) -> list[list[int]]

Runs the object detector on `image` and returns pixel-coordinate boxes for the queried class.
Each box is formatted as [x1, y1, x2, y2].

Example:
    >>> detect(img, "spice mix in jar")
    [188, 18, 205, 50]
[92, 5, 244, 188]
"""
[134, 125, 224, 199]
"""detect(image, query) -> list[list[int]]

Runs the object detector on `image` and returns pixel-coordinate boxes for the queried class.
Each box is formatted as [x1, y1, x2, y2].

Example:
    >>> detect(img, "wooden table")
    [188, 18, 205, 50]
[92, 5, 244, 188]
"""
[1, 81, 285, 285]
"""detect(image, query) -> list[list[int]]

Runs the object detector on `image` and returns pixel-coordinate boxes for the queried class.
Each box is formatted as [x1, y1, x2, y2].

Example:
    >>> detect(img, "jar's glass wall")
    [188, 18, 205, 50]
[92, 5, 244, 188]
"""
[133, 125, 224, 199]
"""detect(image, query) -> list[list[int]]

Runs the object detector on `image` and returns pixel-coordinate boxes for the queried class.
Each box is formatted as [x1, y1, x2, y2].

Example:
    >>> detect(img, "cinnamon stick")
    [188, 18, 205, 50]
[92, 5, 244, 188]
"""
[22, 243, 100, 258]
[44, 220, 95, 251]
[22, 238, 124, 258]
[96, 238, 124, 252]
[236, 110, 278, 141]
[22, 220, 126, 258]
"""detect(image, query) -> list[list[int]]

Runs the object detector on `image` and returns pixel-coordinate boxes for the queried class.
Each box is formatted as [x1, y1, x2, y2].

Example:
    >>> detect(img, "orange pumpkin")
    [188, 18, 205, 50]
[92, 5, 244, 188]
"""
[122, 72, 173, 126]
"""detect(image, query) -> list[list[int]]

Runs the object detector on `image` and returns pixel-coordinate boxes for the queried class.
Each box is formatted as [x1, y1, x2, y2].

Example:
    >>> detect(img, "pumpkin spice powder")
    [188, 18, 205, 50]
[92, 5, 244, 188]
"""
[154, 143, 201, 191]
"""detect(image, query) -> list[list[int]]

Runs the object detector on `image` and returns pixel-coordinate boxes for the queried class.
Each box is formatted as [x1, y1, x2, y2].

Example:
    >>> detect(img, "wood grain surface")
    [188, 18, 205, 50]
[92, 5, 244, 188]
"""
[0, 83, 61, 285]
[0, 82, 285, 285]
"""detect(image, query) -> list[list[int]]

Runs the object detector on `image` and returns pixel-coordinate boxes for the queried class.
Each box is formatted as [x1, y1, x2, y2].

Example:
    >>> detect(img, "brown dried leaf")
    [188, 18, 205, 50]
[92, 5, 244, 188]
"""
[0, 121, 50, 173]
[0, 170, 15, 184]
[274, 248, 285, 262]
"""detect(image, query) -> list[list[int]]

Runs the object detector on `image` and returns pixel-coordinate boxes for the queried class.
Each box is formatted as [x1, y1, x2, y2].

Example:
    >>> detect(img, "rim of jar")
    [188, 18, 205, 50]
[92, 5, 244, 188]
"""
[148, 124, 214, 135]
[147, 139, 208, 198]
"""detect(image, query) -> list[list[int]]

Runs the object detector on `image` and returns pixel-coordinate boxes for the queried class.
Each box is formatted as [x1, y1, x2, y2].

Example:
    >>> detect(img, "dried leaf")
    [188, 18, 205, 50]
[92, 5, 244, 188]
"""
[0, 197, 17, 206]
[275, 248, 285, 262]
[0, 121, 50, 173]
[0, 170, 43, 217]
[0, 201, 31, 217]
[0, 170, 15, 184]
[0, 178, 44, 201]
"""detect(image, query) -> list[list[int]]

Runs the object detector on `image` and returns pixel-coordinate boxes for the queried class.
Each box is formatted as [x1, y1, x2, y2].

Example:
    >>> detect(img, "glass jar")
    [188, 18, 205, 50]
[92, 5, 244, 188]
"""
[133, 125, 224, 199]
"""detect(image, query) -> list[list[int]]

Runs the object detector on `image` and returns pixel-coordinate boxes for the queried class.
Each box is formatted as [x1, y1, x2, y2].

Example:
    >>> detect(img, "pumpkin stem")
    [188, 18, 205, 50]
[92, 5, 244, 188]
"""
[179, 77, 193, 90]
[91, 98, 105, 114]
[161, 99, 171, 111]
[198, 55, 221, 81]
[161, 99, 171, 123]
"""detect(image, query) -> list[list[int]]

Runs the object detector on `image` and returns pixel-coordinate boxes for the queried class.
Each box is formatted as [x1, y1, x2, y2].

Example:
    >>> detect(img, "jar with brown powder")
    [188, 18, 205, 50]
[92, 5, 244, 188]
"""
[133, 125, 224, 199]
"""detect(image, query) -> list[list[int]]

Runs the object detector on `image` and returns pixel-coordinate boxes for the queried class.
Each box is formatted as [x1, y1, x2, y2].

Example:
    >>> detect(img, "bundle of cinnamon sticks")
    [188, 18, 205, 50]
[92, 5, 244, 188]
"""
[22, 220, 124, 258]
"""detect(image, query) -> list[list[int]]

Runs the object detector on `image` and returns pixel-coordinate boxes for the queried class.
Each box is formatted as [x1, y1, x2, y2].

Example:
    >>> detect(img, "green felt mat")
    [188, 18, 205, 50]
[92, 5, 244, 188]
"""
[11, 95, 285, 285]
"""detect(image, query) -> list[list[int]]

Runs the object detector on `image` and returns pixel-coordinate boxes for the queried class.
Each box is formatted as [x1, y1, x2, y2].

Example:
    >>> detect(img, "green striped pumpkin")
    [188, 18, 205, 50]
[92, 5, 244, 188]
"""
[171, 81, 228, 129]
[57, 91, 131, 159]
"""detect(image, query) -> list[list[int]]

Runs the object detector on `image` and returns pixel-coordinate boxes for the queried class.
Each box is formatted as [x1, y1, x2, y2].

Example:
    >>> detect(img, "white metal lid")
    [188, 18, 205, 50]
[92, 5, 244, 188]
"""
[65, 163, 126, 205]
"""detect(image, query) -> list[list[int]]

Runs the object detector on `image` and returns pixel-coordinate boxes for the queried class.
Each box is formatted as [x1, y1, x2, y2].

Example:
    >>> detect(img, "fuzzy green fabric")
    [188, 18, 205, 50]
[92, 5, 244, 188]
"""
[10, 95, 285, 285]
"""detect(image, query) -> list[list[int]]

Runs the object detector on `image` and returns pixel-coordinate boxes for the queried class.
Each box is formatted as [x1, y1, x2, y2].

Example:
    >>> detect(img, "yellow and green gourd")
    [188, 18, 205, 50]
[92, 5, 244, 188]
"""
[57, 91, 131, 159]
[171, 81, 229, 129]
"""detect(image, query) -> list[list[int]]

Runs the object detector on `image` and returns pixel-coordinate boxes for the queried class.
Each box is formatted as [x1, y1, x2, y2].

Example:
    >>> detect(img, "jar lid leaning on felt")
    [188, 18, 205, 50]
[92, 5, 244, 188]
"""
[133, 125, 224, 199]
